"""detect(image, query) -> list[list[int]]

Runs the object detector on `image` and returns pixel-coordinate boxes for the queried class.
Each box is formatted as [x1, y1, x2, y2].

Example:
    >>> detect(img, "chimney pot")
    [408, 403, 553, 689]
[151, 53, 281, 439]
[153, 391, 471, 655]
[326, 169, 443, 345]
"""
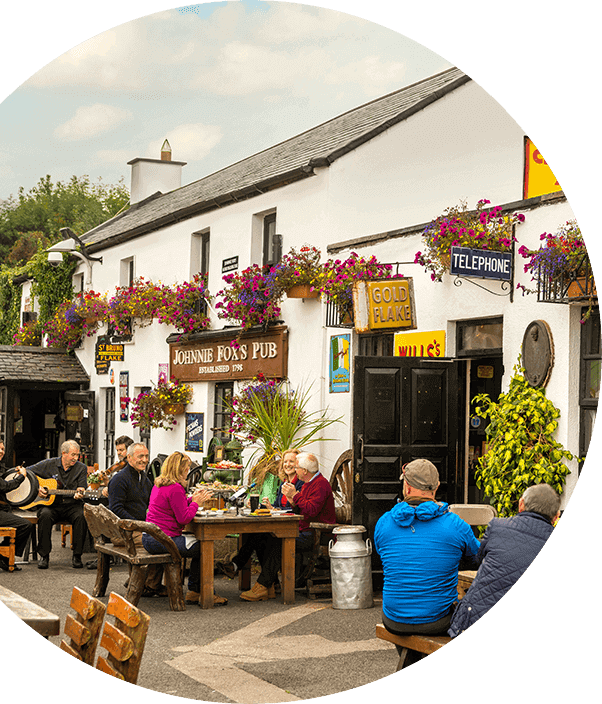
[161, 139, 172, 161]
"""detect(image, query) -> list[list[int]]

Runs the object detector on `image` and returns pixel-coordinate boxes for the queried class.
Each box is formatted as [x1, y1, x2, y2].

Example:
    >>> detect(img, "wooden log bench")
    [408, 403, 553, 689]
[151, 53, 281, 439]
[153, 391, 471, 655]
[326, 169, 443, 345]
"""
[60, 586, 106, 664]
[84, 503, 185, 611]
[375, 623, 451, 670]
[0, 583, 60, 638]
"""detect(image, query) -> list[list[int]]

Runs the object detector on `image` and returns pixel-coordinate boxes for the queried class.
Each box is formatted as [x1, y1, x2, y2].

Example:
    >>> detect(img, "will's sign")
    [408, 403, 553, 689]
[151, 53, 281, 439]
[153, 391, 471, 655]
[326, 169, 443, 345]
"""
[450, 246, 512, 281]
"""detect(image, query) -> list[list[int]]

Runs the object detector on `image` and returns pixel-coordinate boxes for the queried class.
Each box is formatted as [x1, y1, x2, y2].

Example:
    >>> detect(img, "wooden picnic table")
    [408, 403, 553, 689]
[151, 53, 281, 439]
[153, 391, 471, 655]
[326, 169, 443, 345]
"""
[0, 584, 60, 637]
[186, 511, 301, 609]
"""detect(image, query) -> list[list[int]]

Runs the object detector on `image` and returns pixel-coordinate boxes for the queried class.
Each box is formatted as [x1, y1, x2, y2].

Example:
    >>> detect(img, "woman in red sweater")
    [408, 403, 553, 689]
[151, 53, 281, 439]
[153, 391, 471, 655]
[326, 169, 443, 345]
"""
[142, 452, 227, 605]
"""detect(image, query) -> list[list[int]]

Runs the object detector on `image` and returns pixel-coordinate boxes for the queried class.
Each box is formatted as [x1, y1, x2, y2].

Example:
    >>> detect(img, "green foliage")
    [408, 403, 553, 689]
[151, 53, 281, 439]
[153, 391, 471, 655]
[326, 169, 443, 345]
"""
[0, 174, 129, 343]
[229, 375, 343, 472]
[0, 267, 24, 344]
[0, 174, 129, 259]
[474, 362, 574, 517]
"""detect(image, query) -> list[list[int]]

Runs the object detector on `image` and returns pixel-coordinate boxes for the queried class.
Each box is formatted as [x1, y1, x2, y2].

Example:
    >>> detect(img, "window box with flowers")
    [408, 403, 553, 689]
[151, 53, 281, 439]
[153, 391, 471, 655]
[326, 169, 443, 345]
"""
[13, 320, 42, 346]
[319, 252, 402, 326]
[272, 245, 322, 299]
[108, 277, 172, 336]
[414, 199, 526, 282]
[518, 219, 596, 321]
[108, 276, 211, 340]
[40, 299, 85, 350]
[215, 264, 283, 334]
[128, 378, 193, 432]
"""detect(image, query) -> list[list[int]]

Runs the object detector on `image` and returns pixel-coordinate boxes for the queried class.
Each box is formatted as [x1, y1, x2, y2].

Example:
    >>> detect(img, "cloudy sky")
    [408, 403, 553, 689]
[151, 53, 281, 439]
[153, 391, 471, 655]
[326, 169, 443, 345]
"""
[0, 1, 452, 201]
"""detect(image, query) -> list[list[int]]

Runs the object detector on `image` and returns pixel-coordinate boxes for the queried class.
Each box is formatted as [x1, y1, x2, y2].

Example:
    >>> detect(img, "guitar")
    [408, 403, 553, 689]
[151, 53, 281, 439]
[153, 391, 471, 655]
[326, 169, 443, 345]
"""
[19, 476, 103, 511]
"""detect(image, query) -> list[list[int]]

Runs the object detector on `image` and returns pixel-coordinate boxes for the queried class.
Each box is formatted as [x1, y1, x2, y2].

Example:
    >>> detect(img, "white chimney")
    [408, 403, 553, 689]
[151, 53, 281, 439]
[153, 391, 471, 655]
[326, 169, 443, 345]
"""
[128, 140, 186, 204]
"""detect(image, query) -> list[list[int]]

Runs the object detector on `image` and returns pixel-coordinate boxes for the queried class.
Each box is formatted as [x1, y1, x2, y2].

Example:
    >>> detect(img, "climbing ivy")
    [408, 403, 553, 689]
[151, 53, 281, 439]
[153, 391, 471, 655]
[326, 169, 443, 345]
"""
[0, 245, 76, 345]
[474, 361, 574, 517]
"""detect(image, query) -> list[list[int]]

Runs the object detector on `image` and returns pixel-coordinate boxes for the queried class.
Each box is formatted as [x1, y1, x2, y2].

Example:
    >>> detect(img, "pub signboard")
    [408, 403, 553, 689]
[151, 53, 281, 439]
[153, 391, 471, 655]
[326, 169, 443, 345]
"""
[95, 337, 125, 374]
[170, 326, 288, 382]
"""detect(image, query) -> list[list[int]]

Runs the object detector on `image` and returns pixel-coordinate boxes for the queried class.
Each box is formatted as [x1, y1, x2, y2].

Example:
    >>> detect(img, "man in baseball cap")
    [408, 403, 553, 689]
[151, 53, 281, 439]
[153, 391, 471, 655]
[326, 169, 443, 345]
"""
[401, 459, 440, 492]
[374, 457, 480, 653]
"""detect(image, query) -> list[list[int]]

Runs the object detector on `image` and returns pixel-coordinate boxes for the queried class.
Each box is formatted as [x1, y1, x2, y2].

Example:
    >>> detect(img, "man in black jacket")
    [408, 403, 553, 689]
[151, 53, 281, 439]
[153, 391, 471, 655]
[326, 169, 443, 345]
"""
[108, 442, 164, 595]
[29, 440, 88, 570]
[0, 441, 34, 571]
[108, 443, 153, 521]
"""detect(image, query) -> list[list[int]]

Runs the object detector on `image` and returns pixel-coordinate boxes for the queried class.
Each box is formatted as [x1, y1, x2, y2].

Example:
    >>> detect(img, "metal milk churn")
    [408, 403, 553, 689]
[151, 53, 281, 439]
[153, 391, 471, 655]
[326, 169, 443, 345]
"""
[328, 525, 373, 609]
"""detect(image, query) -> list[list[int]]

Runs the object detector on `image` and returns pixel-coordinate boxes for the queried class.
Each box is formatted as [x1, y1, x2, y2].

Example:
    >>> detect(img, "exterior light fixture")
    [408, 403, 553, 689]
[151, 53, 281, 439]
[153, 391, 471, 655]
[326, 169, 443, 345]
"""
[46, 227, 102, 286]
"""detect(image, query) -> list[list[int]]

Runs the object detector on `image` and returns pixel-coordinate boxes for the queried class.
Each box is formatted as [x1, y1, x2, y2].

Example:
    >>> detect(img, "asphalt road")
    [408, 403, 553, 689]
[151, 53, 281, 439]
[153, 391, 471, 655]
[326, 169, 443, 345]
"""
[0, 529, 397, 702]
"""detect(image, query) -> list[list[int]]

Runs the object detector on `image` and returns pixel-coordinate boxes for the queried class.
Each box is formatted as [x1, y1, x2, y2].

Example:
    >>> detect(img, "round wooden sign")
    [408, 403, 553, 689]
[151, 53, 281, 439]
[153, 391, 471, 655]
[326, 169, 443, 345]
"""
[522, 320, 554, 387]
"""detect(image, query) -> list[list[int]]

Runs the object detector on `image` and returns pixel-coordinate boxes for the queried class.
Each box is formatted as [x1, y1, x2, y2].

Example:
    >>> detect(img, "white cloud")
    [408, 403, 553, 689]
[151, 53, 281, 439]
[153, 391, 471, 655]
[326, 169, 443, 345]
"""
[324, 55, 407, 93]
[54, 103, 133, 141]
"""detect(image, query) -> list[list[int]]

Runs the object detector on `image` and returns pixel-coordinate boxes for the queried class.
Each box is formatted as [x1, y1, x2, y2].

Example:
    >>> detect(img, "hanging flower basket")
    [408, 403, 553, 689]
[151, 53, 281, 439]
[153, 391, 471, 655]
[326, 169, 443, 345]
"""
[128, 378, 193, 431]
[518, 219, 596, 321]
[414, 198, 525, 282]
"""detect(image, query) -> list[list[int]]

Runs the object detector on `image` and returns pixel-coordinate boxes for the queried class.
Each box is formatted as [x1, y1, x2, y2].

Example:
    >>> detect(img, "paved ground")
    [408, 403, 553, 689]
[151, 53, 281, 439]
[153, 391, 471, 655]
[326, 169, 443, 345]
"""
[0, 530, 397, 702]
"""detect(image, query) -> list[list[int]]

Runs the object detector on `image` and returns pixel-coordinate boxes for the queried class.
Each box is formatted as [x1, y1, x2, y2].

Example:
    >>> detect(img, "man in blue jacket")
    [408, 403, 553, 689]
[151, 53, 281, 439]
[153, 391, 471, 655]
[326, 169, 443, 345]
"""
[374, 459, 480, 636]
[448, 483, 560, 638]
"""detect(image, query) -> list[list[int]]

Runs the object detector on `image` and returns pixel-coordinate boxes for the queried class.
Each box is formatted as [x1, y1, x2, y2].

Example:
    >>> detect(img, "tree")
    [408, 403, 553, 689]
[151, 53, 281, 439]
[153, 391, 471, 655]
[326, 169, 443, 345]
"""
[0, 174, 129, 261]
[0, 174, 129, 344]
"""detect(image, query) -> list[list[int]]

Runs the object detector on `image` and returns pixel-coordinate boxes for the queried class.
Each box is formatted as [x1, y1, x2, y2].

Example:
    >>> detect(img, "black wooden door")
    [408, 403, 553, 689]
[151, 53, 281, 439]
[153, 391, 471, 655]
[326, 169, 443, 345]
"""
[352, 356, 460, 587]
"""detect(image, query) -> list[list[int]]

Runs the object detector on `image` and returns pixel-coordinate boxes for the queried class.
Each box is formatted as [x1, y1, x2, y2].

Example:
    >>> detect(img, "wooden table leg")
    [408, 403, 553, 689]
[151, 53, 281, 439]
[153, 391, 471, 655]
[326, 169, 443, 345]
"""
[199, 539, 214, 609]
[281, 537, 296, 605]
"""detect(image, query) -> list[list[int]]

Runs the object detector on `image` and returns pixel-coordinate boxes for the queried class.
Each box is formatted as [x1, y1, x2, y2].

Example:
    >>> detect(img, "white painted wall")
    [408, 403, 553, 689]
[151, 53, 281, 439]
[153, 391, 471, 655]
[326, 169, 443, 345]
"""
[47, 78, 584, 503]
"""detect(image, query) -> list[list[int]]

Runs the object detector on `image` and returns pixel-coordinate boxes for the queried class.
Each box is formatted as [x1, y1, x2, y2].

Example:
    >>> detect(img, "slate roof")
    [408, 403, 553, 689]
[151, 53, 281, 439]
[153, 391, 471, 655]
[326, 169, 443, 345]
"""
[81, 67, 469, 251]
[0, 346, 89, 385]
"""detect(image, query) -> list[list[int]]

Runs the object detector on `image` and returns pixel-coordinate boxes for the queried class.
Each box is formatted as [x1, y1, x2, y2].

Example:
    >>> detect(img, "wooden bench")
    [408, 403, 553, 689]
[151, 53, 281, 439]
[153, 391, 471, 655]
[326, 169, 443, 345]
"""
[375, 623, 451, 670]
[84, 503, 185, 611]
[0, 583, 60, 638]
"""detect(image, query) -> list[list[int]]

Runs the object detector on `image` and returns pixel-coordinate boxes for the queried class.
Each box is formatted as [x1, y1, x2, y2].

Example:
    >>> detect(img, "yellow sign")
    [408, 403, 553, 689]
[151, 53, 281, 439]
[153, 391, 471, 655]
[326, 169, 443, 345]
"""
[394, 330, 446, 358]
[366, 280, 415, 330]
[523, 138, 562, 198]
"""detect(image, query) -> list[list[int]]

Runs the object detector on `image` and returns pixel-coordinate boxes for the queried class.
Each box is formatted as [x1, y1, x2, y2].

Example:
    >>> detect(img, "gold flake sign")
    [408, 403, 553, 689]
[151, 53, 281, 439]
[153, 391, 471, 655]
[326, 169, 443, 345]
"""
[353, 279, 416, 332]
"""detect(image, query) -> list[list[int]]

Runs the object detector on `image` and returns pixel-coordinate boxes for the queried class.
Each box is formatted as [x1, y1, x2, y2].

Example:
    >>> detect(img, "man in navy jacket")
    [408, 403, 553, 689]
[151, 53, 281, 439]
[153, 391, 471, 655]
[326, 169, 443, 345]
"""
[448, 483, 560, 637]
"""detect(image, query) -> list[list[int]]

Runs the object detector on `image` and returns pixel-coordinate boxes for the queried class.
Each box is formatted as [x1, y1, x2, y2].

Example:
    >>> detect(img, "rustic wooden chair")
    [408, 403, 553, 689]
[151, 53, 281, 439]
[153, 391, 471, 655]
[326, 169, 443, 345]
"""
[83, 503, 185, 611]
[60, 586, 106, 664]
[96, 592, 150, 684]
[0, 526, 16, 571]
[304, 449, 353, 598]
[448, 503, 497, 527]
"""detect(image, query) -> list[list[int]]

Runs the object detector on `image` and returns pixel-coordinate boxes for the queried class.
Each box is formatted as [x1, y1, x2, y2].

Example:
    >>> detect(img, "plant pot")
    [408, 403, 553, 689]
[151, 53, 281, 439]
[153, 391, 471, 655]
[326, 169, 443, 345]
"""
[567, 276, 597, 299]
[287, 284, 319, 299]
[165, 403, 185, 415]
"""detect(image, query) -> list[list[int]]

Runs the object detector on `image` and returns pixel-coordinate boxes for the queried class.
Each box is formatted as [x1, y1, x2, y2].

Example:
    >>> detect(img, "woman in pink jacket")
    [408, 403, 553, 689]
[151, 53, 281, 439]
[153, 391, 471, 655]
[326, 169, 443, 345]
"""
[142, 451, 227, 605]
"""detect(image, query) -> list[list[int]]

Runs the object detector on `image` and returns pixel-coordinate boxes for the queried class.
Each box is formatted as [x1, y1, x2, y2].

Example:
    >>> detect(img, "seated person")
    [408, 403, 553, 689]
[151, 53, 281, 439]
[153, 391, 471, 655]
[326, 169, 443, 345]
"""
[0, 441, 34, 571]
[142, 451, 227, 606]
[29, 440, 88, 570]
[240, 451, 335, 602]
[374, 459, 480, 637]
[448, 483, 561, 637]
[216, 448, 303, 595]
